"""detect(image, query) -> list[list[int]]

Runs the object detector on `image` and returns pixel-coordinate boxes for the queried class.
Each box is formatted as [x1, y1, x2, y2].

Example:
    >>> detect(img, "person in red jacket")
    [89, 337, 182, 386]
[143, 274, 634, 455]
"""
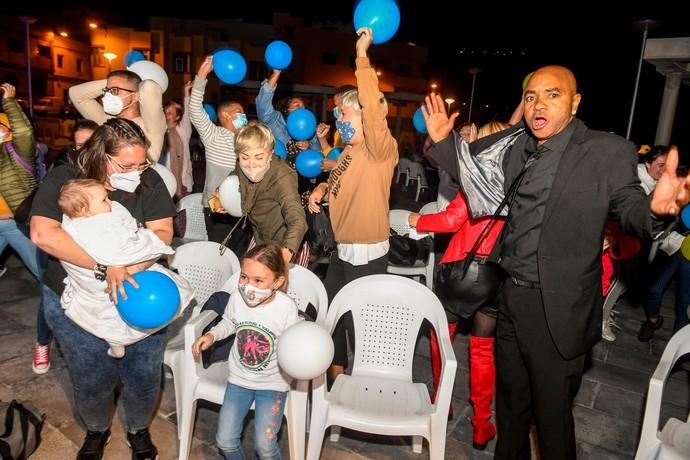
[409, 190, 503, 450]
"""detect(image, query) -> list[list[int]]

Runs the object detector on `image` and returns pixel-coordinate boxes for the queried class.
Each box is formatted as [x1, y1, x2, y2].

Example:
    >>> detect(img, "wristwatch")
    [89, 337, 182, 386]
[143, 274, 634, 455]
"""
[94, 263, 107, 281]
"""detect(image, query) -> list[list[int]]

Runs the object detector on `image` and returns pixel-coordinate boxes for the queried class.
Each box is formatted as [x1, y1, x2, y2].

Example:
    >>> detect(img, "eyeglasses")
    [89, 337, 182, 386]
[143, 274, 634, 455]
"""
[102, 86, 137, 97]
[107, 154, 151, 172]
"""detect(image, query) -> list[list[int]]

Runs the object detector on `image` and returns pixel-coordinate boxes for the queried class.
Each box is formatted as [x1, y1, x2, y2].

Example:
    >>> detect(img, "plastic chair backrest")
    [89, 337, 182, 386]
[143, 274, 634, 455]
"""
[326, 274, 448, 381]
[177, 193, 207, 241]
[419, 201, 437, 216]
[170, 241, 240, 307]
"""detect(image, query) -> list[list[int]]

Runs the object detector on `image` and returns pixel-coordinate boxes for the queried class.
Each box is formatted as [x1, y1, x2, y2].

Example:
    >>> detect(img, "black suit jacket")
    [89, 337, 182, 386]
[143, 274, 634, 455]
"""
[430, 119, 652, 358]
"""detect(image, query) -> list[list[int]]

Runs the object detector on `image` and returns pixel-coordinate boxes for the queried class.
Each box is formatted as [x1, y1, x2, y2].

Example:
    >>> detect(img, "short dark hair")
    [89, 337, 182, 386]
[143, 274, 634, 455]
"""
[107, 70, 142, 85]
[218, 100, 242, 114]
[641, 145, 669, 164]
[74, 119, 99, 134]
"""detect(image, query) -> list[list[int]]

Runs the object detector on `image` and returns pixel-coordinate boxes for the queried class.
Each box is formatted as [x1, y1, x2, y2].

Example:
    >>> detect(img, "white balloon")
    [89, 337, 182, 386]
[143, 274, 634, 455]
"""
[127, 60, 169, 93]
[152, 163, 177, 197]
[277, 321, 334, 381]
[218, 175, 243, 217]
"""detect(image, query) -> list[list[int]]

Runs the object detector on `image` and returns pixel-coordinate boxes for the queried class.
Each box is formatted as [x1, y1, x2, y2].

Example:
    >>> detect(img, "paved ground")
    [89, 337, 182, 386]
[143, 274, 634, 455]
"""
[1, 183, 689, 459]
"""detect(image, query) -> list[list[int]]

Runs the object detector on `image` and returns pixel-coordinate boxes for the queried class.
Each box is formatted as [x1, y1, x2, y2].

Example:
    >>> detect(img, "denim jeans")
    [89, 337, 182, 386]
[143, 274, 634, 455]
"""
[0, 218, 39, 278]
[41, 284, 165, 432]
[36, 251, 52, 345]
[644, 251, 690, 332]
[216, 383, 286, 460]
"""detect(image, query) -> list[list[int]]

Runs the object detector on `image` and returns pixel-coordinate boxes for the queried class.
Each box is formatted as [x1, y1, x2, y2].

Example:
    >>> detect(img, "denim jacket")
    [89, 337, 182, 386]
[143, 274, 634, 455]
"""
[255, 79, 320, 151]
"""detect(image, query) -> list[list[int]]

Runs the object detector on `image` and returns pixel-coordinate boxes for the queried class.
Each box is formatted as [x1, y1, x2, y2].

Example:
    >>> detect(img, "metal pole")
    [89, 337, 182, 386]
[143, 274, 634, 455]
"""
[19, 17, 36, 118]
[626, 19, 658, 140]
[468, 68, 480, 123]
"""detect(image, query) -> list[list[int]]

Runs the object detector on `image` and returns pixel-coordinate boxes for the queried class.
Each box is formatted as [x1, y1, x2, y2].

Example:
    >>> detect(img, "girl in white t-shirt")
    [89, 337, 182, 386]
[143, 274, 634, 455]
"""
[192, 242, 300, 460]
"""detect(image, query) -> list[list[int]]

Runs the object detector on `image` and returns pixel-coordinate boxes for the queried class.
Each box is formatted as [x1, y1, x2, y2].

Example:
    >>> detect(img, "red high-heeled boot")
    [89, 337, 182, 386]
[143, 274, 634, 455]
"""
[469, 335, 496, 449]
[429, 322, 458, 419]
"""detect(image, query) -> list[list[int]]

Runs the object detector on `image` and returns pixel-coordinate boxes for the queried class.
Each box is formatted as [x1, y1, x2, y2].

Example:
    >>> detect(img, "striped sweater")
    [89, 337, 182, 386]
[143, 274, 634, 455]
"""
[189, 76, 236, 204]
[0, 97, 36, 212]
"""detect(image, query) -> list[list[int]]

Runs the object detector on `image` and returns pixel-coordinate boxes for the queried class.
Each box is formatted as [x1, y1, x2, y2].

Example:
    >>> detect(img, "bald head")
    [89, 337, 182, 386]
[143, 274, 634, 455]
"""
[523, 65, 581, 144]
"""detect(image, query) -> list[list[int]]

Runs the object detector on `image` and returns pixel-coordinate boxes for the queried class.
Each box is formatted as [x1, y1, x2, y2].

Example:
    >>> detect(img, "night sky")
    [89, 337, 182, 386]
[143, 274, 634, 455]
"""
[8, 2, 689, 149]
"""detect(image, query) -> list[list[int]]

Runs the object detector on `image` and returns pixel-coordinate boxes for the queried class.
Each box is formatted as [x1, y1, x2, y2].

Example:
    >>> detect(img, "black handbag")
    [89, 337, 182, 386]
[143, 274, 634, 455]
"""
[0, 400, 44, 460]
[306, 203, 337, 256]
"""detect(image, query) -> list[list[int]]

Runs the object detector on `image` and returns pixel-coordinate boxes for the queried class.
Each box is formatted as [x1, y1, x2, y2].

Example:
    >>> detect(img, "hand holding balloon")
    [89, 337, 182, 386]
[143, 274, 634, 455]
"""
[197, 56, 214, 80]
[356, 27, 374, 58]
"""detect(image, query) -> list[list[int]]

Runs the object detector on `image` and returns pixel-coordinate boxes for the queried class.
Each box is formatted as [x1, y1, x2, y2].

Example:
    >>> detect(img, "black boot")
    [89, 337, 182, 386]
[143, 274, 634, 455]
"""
[126, 429, 158, 460]
[77, 429, 110, 460]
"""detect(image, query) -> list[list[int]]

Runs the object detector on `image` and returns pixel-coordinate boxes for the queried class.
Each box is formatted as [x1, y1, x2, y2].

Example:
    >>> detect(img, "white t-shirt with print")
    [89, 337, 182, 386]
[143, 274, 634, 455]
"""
[208, 290, 301, 392]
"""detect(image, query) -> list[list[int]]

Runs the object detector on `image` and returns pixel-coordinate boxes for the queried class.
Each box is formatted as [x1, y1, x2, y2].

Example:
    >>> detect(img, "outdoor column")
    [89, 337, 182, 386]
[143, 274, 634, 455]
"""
[654, 71, 682, 145]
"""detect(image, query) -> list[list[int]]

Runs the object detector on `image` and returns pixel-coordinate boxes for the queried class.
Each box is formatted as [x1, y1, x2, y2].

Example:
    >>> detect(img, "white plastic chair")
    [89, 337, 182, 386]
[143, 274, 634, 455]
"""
[176, 265, 328, 460]
[405, 161, 425, 188]
[163, 243, 241, 413]
[387, 202, 437, 290]
[176, 193, 207, 242]
[635, 324, 690, 460]
[168, 241, 240, 311]
[306, 274, 456, 460]
[396, 158, 412, 184]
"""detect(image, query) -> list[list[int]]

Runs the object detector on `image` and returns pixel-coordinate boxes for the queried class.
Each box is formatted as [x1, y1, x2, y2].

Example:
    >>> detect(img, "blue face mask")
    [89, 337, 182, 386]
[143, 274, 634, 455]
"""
[332, 106, 341, 120]
[336, 120, 356, 144]
[233, 113, 248, 130]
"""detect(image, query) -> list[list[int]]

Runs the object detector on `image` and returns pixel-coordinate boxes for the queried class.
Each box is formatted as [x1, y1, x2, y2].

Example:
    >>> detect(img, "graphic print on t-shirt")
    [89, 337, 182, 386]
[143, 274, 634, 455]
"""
[235, 323, 275, 370]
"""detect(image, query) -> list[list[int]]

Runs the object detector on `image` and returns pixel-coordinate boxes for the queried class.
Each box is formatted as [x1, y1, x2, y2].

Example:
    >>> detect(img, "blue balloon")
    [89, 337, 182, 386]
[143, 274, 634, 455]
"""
[413, 107, 427, 134]
[287, 108, 317, 141]
[116, 271, 180, 329]
[203, 103, 217, 123]
[274, 139, 288, 159]
[212, 49, 247, 85]
[353, 0, 401, 45]
[265, 40, 293, 70]
[125, 50, 146, 67]
[682, 206, 690, 229]
[327, 147, 343, 161]
[296, 149, 323, 178]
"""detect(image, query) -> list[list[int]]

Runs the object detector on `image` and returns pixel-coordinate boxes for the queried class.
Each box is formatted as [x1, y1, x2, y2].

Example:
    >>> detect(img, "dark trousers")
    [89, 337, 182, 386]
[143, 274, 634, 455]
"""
[324, 251, 389, 367]
[494, 281, 585, 460]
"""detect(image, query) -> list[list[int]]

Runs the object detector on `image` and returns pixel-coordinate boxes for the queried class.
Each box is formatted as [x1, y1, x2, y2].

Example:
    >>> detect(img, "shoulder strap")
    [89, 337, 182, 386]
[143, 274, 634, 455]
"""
[5, 142, 35, 174]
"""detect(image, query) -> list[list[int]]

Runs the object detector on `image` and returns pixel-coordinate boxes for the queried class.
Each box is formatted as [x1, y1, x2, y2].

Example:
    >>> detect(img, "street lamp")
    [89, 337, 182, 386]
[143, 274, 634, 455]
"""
[18, 16, 36, 118]
[468, 68, 481, 122]
[626, 19, 658, 140]
[445, 97, 455, 112]
[103, 52, 117, 73]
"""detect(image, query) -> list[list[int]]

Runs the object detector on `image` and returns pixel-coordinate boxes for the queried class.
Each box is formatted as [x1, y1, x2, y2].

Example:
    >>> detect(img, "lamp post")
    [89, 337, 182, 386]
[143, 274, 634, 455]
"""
[468, 68, 481, 122]
[18, 16, 37, 118]
[626, 19, 658, 140]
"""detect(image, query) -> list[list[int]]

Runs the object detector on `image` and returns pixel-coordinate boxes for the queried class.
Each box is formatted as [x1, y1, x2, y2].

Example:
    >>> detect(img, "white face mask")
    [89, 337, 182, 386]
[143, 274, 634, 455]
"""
[240, 163, 271, 183]
[238, 282, 274, 307]
[109, 170, 142, 193]
[0, 132, 6, 143]
[102, 92, 124, 115]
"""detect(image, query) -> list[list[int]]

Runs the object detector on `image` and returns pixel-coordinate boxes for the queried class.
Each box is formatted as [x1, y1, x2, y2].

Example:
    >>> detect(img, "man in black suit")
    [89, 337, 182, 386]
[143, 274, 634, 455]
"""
[421, 65, 690, 459]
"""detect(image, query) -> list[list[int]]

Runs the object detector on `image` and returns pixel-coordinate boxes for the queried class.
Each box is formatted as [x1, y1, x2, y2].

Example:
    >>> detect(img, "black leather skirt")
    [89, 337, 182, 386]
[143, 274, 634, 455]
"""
[436, 259, 501, 321]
